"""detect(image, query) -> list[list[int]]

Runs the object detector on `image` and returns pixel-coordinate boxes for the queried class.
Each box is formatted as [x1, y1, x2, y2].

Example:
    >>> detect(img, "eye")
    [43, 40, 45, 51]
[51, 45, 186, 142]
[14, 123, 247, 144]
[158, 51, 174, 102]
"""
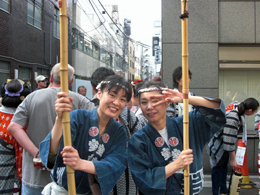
[141, 101, 147, 105]
[121, 98, 126, 102]
[152, 99, 159, 103]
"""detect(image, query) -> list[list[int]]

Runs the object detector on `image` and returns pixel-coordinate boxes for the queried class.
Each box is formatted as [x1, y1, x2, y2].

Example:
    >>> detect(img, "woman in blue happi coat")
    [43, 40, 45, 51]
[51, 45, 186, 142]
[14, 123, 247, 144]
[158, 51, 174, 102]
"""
[128, 81, 226, 195]
[39, 75, 132, 195]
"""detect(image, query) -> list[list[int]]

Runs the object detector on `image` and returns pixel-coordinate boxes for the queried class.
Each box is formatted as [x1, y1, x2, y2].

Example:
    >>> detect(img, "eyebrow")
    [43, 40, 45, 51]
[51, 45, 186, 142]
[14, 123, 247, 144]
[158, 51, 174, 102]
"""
[110, 90, 127, 98]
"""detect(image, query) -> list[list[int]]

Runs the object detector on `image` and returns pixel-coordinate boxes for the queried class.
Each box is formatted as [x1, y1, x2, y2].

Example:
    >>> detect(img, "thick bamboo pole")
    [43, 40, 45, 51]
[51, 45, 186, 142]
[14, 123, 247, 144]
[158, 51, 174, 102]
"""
[59, 0, 76, 194]
[181, 0, 190, 194]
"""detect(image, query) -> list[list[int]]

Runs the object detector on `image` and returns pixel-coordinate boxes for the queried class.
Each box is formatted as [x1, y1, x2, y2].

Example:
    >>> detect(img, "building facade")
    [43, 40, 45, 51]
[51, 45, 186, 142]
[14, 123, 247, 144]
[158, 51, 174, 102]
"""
[0, 0, 73, 91]
[162, 0, 260, 174]
[128, 40, 135, 81]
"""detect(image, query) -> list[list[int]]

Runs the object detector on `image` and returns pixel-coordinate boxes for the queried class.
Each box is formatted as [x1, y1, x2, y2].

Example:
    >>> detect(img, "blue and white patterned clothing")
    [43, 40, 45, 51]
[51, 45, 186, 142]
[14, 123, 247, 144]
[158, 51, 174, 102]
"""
[128, 98, 226, 195]
[39, 108, 127, 195]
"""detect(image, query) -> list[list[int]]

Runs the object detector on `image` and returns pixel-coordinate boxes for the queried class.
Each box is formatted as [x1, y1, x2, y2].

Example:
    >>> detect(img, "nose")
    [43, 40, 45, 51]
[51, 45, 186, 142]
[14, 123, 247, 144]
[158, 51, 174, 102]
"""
[113, 97, 120, 105]
[147, 101, 153, 109]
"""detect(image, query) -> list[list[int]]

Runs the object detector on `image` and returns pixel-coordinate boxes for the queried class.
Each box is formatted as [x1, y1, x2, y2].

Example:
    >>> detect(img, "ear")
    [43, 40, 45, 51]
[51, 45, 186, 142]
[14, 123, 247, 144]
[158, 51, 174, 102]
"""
[50, 74, 53, 83]
[69, 78, 74, 86]
[97, 89, 102, 100]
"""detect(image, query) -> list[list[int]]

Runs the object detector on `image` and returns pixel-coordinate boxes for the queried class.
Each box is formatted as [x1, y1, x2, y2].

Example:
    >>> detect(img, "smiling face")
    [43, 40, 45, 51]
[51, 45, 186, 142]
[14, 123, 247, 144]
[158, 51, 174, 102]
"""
[97, 86, 127, 120]
[140, 90, 169, 130]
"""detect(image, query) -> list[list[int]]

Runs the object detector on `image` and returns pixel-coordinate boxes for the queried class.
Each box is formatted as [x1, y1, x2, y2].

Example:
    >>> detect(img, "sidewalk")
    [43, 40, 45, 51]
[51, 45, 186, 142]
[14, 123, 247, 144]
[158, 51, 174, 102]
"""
[199, 174, 260, 195]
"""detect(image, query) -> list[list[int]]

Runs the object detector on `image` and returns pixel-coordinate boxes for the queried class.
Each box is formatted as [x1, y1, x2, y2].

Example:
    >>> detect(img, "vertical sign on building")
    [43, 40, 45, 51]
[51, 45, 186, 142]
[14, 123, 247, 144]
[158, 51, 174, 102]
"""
[152, 37, 159, 56]
[154, 46, 161, 64]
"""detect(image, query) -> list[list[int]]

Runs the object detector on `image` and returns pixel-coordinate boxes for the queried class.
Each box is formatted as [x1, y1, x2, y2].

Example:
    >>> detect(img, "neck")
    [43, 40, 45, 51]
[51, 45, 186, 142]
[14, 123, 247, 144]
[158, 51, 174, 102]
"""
[177, 86, 182, 93]
[92, 88, 97, 96]
[97, 107, 110, 134]
[48, 83, 60, 88]
[150, 118, 167, 131]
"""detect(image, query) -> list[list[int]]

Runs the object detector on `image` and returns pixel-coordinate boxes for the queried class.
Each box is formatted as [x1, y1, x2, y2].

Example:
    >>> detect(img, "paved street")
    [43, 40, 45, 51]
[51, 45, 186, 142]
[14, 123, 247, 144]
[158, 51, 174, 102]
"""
[199, 175, 260, 195]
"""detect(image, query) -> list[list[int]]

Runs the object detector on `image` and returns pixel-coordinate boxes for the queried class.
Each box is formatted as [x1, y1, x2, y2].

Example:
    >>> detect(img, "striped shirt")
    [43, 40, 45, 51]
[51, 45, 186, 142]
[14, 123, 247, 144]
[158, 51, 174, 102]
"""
[207, 108, 243, 168]
[255, 110, 260, 135]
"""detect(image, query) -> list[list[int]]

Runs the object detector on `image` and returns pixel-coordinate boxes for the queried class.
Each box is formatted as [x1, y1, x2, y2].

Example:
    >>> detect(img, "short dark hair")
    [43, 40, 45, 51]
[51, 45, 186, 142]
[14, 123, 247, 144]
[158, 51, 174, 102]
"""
[1, 79, 31, 108]
[100, 75, 132, 102]
[78, 85, 86, 92]
[172, 66, 192, 88]
[91, 67, 115, 88]
[133, 81, 144, 97]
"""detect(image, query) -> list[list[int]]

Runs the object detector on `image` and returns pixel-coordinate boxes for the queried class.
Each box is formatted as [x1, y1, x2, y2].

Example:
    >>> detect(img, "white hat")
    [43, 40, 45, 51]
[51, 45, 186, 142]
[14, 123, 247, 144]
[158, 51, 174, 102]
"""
[36, 75, 47, 82]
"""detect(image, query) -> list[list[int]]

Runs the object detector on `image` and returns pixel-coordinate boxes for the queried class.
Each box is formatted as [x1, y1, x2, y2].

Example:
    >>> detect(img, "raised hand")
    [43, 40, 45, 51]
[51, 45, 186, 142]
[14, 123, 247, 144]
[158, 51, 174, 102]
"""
[151, 89, 183, 107]
[55, 92, 73, 118]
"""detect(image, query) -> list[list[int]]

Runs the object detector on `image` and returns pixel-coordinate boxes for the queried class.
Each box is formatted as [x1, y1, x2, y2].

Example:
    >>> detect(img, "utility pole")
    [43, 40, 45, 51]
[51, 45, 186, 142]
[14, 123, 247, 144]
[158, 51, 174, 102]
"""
[123, 18, 131, 80]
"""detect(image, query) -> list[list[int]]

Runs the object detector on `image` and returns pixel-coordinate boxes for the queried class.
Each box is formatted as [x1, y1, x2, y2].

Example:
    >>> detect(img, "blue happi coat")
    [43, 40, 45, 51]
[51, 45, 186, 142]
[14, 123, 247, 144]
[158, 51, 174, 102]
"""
[128, 100, 226, 195]
[39, 108, 127, 194]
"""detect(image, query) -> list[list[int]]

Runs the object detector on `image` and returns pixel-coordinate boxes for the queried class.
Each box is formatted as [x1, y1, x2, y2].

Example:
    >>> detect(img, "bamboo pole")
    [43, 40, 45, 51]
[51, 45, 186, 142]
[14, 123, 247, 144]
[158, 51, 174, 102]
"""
[59, 0, 76, 194]
[181, 0, 190, 194]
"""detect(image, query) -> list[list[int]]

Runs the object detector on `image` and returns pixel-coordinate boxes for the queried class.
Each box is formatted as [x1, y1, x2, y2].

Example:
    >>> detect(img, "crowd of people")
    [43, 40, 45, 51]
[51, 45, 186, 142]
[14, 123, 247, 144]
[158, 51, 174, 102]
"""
[0, 64, 259, 195]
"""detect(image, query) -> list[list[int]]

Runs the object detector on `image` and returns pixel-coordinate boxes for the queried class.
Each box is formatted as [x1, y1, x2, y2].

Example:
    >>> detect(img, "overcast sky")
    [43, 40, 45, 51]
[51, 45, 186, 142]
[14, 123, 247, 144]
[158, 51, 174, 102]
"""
[104, 0, 162, 47]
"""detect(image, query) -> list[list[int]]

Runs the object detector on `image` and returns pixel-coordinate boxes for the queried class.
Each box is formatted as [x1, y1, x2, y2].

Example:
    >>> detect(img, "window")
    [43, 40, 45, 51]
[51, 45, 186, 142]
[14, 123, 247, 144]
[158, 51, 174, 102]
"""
[219, 69, 260, 131]
[53, 8, 60, 39]
[37, 68, 48, 78]
[93, 44, 100, 60]
[0, 0, 10, 12]
[100, 49, 112, 66]
[27, 0, 43, 29]
[0, 61, 10, 94]
[19, 66, 32, 90]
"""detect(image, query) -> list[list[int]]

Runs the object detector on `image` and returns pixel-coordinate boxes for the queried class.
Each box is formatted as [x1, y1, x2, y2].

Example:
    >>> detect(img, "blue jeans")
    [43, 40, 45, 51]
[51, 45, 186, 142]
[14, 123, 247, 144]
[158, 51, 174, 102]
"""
[211, 151, 229, 195]
[22, 184, 43, 195]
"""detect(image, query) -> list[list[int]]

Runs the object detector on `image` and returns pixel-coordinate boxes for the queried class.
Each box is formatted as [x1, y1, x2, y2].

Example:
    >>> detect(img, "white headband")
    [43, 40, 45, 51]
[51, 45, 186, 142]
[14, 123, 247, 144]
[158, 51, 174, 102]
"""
[138, 87, 168, 94]
[96, 81, 110, 90]
[96, 80, 129, 92]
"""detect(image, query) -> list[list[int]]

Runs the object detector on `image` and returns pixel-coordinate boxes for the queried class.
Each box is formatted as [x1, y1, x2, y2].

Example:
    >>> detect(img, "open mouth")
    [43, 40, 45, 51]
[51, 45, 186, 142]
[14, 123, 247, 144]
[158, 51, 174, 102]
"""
[147, 112, 156, 117]
[109, 106, 118, 113]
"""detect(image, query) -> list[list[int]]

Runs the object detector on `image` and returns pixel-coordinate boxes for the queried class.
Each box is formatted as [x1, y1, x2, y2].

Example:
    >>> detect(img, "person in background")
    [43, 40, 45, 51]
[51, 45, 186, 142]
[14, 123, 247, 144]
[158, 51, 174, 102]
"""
[39, 75, 131, 194]
[116, 69, 123, 77]
[131, 79, 147, 127]
[152, 76, 162, 82]
[128, 81, 226, 195]
[90, 67, 115, 106]
[8, 63, 95, 195]
[0, 79, 31, 194]
[34, 75, 47, 91]
[78, 85, 90, 101]
[207, 98, 259, 195]
[166, 66, 195, 118]
[255, 107, 260, 179]
[255, 109, 260, 135]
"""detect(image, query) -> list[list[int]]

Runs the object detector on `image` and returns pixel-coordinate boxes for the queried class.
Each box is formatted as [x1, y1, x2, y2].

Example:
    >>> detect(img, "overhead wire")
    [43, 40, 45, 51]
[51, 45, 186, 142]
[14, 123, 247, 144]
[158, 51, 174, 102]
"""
[27, 0, 157, 60]
[96, 0, 157, 50]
